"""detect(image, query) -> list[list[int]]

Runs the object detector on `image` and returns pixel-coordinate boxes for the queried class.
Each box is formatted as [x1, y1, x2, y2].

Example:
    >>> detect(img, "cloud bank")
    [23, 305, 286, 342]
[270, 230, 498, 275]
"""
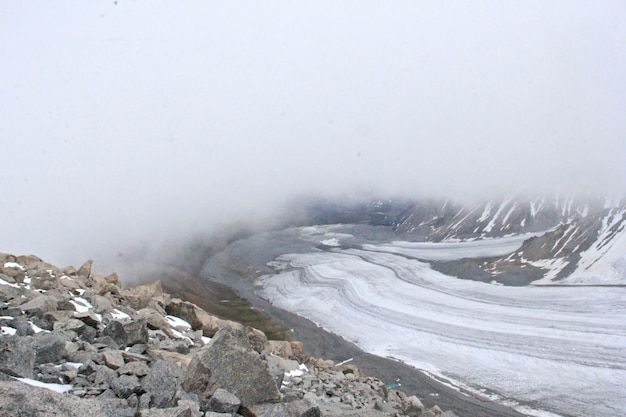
[1, 1, 625, 267]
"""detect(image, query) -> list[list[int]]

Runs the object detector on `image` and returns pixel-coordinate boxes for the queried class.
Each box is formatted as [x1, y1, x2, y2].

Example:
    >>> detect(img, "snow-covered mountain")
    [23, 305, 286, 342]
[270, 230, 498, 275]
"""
[391, 195, 626, 284]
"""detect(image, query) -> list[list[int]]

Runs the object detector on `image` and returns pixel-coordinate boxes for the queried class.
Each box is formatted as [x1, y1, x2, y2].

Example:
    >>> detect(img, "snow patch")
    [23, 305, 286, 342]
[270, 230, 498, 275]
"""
[14, 377, 73, 393]
[3, 262, 24, 270]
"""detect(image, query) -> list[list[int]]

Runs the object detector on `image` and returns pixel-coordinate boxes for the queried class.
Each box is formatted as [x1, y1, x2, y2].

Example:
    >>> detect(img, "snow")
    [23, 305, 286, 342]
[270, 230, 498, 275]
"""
[1, 326, 16, 335]
[69, 297, 92, 313]
[0, 278, 20, 288]
[165, 315, 192, 330]
[65, 362, 83, 369]
[3, 262, 24, 270]
[484, 196, 513, 232]
[14, 377, 73, 393]
[320, 238, 340, 246]
[30, 321, 49, 333]
[361, 233, 541, 261]
[169, 328, 193, 343]
[201, 336, 212, 344]
[259, 234, 626, 417]
[477, 201, 494, 222]
[111, 309, 131, 320]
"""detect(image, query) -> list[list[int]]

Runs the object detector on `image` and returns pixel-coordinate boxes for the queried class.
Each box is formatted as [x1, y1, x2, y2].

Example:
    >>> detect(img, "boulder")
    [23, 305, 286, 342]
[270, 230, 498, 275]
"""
[102, 320, 127, 346]
[143, 360, 179, 408]
[139, 405, 194, 417]
[204, 387, 240, 414]
[0, 335, 35, 378]
[110, 374, 142, 399]
[242, 401, 321, 417]
[138, 307, 170, 330]
[33, 333, 68, 365]
[246, 326, 268, 353]
[123, 318, 149, 346]
[124, 281, 164, 310]
[0, 380, 110, 417]
[118, 360, 150, 377]
[182, 326, 280, 407]
[77, 260, 93, 279]
[102, 349, 125, 370]
[19, 294, 68, 314]
[91, 295, 114, 314]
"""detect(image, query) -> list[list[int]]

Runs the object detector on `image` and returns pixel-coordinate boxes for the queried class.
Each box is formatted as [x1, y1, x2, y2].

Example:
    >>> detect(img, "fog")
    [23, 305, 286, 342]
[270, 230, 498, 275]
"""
[1, 1, 625, 270]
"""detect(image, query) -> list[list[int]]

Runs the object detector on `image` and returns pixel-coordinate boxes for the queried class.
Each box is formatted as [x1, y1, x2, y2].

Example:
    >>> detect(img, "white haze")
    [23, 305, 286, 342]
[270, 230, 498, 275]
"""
[1, 1, 625, 269]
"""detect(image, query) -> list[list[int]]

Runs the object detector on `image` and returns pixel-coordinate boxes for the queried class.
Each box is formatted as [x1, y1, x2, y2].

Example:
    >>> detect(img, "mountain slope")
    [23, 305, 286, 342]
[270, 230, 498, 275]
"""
[392, 195, 626, 284]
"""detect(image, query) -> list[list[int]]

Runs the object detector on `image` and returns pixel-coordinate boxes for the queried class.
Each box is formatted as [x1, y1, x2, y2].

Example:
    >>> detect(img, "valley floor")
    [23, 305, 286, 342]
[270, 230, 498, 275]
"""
[200, 224, 626, 417]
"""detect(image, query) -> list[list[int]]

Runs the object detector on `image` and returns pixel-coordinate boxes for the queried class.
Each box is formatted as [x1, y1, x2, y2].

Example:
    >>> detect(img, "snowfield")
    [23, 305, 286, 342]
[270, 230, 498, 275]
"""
[258, 233, 626, 417]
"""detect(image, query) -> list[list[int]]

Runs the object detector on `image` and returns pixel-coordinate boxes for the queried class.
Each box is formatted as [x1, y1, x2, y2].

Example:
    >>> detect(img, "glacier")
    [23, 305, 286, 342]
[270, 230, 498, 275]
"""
[258, 227, 626, 417]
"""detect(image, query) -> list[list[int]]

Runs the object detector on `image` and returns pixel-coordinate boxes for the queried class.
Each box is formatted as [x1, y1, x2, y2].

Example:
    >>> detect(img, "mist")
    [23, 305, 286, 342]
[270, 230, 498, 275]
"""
[1, 1, 625, 270]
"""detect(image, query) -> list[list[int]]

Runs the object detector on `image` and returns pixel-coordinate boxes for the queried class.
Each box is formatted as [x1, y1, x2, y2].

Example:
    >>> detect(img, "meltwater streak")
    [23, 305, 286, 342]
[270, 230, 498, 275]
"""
[258, 238, 626, 417]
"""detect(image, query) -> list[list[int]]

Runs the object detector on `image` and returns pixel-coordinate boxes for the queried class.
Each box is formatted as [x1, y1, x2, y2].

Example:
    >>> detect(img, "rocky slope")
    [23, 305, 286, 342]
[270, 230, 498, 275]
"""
[391, 195, 626, 284]
[0, 252, 452, 417]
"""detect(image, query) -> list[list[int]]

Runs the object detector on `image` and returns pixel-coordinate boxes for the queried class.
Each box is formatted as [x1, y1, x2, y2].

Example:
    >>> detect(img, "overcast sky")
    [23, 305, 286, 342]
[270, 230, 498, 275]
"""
[1, 1, 625, 268]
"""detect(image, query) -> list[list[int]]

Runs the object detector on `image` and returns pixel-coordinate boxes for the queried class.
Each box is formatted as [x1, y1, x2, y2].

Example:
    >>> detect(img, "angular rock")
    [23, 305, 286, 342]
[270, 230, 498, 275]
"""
[246, 326, 268, 354]
[19, 294, 64, 314]
[102, 320, 127, 346]
[404, 394, 425, 416]
[33, 333, 68, 365]
[123, 280, 164, 310]
[138, 307, 170, 331]
[94, 365, 118, 386]
[183, 326, 280, 407]
[204, 387, 240, 414]
[119, 360, 150, 376]
[0, 335, 35, 378]
[139, 405, 193, 417]
[123, 318, 149, 346]
[267, 340, 293, 358]
[91, 295, 114, 314]
[143, 360, 179, 408]
[250, 400, 323, 417]
[103, 349, 125, 369]
[0, 380, 110, 417]
[110, 374, 141, 398]
[74, 311, 102, 328]
[77, 259, 93, 278]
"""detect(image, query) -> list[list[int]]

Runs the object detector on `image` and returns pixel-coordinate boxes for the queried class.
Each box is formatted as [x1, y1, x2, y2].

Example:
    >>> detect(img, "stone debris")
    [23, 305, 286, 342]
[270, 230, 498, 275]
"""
[0, 252, 450, 417]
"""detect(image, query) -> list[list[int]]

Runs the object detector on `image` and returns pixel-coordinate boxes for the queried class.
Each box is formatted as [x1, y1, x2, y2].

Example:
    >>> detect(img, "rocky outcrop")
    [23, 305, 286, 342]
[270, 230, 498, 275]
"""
[0, 252, 451, 417]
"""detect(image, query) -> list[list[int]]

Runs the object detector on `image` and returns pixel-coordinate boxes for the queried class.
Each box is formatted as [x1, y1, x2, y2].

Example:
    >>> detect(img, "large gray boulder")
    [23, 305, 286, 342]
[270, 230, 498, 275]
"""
[0, 335, 35, 378]
[33, 333, 68, 365]
[183, 326, 280, 407]
[0, 380, 111, 417]
[143, 360, 179, 408]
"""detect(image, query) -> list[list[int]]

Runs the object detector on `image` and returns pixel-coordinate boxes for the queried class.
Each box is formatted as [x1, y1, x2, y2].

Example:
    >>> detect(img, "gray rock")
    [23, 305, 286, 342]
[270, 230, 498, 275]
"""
[0, 335, 34, 378]
[139, 405, 194, 417]
[19, 294, 63, 314]
[95, 365, 118, 386]
[10, 316, 35, 336]
[143, 360, 179, 408]
[33, 332, 68, 365]
[75, 311, 104, 328]
[110, 374, 142, 398]
[123, 318, 148, 346]
[0, 380, 111, 417]
[92, 295, 114, 313]
[103, 349, 125, 369]
[183, 326, 280, 407]
[77, 260, 93, 279]
[119, 360, 150, 376]
[204, 388, 241, 414]
[102, 320, 127, 346]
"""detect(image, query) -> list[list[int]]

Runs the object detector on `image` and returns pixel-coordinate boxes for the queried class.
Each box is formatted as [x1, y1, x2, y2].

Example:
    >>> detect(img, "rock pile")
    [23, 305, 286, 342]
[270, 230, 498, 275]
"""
[0, 252, 454, 417]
